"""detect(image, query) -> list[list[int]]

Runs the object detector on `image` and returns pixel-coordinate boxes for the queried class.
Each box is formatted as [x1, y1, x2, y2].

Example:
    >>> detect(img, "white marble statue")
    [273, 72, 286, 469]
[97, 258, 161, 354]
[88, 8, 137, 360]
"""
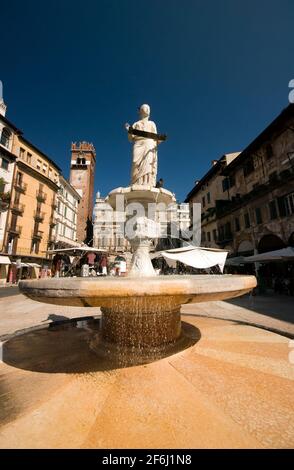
[126, 104, 158, 187]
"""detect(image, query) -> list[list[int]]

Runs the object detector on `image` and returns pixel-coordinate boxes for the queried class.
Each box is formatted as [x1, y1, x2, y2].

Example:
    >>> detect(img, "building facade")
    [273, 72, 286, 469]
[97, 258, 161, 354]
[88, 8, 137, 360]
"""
[185, 104, 294, 261]
[52, 175, 80, 248]
[93, 192, 128, 252]
[93, 191, 191, 254]
[185, 153, 240, 251]
[3, 131, 60, 282]
[0, 106, 18, 251]
[0, 101, 17, 282]
[215, 104, 294, 257]
[69, 142, 96, 243]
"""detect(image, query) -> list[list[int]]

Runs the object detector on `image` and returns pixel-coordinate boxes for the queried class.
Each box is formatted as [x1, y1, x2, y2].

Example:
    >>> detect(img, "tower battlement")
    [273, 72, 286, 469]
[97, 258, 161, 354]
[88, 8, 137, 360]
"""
[71, 141, 96, 155]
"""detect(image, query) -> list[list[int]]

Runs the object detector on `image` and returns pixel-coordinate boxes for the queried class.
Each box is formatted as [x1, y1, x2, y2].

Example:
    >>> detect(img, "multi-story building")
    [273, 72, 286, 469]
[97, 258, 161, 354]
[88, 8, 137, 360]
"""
[185, 153, 240, 250]
[93, 192, 128, 252]
[0, 102, 18, 249]
[69, 142, 96, 243]
[93, 191, 191, 254]
[215, 104, 294, 257]
[3, 130, 61, 282]
[0, 99, 17, 282]
[186, 103, 294, 261]
[52, 175, 80, 248]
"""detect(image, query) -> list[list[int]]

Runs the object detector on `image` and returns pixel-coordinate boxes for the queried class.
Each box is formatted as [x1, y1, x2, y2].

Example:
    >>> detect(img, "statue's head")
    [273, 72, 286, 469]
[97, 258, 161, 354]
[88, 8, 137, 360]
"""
[139, 104, 150, 118]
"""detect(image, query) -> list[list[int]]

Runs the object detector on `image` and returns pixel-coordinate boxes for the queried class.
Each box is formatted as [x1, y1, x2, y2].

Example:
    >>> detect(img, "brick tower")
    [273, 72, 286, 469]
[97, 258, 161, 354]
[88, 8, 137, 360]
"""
[69, 142, 96, 243]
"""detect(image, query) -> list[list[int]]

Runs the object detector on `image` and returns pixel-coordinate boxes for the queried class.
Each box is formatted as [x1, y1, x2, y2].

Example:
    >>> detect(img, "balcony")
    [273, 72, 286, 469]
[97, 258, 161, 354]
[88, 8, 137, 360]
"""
[50, 218, 57, 227]
[11, 202, 25, 215]
[36, 190, 47, 203]
[216, 233, 233, 246]
[32, 229, 43, 240]
[14, 181, 27, 193]
[8, 225, 22, 236]
[34, 210, 45, 222]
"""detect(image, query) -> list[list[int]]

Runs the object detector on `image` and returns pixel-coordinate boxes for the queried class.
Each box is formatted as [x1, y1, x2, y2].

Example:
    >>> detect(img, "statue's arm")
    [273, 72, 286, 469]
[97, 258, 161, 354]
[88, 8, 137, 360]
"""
[125, 122, 135, 142]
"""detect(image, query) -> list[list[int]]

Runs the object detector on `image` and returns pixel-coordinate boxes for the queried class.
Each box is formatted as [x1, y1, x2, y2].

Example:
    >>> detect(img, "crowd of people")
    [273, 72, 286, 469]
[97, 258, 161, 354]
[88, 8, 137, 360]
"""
[52, 253, 127, 278]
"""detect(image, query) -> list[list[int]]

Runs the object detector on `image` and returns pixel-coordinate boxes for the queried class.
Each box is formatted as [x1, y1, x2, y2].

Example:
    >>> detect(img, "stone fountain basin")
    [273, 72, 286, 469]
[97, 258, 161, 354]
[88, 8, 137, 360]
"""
[19, 275, 256, 349]
[19, 274, 256, 307]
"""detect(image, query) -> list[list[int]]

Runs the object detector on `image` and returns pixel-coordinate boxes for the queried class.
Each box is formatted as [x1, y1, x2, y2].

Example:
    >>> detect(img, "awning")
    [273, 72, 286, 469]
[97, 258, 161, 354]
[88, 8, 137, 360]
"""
[11, 262, 41, 268]
[46, 247, 108, 255]
[0, 255, 11, 265]
[244, 247, 294, 262]
[151, 245, 228, 272]
[225, 256, 247, 266]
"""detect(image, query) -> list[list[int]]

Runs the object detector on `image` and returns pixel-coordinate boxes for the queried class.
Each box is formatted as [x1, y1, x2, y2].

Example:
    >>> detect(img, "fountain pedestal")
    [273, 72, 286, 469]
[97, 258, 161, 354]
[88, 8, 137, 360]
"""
[101, 296, 181, 348]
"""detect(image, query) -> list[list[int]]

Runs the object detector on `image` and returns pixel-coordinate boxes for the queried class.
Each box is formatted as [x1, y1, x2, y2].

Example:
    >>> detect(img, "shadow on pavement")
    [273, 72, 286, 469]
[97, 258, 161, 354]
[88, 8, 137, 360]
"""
[226, 293, 294, 324]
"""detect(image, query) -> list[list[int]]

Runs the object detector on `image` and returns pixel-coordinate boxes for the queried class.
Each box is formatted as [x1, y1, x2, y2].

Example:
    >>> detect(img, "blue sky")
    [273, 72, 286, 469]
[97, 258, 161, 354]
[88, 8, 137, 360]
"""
[1, 0, 294, 201]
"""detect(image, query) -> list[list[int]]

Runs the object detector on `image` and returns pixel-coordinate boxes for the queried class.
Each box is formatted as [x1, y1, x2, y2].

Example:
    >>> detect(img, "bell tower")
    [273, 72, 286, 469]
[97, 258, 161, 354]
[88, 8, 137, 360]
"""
[69, 142, 96, 243]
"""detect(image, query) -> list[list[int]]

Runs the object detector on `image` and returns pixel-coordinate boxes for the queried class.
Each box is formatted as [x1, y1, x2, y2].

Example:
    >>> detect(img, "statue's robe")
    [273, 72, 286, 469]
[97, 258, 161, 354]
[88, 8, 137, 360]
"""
[130, 119, 158, 186]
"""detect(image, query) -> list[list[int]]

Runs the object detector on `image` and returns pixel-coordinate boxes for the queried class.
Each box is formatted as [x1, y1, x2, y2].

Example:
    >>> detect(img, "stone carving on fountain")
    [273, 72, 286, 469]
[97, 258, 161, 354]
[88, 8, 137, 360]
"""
[106, 104, 176, 277]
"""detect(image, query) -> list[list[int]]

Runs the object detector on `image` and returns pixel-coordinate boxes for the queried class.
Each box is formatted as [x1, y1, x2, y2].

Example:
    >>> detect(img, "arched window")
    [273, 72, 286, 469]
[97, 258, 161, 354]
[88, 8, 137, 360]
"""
[0, 127, 11, 148]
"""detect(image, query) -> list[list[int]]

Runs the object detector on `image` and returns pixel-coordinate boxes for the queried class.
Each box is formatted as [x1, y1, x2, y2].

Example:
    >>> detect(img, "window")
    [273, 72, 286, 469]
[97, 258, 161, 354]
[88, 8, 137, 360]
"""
[255, 207, 262, 224]
[222, 178, 229, 192]
[36, 159, 41, 170]
[229, 175, 235, 188]
[243, 157, 254, 177]
[207, 231, 211, 242]
[269, 171, 278, 182]
[222, 175, 235, 192]
[269, 200, 278, 220]
[202, 231, 206, 242]
[213, 229, 217, 241]
[235, 217, 240, 232]
[218, 225, 224, 241]
[19, 147, 25, 159]
[225, 222, 232, 239]
[0, 127, 11, 148]
[27, 152, 32, 164]
[244, 213, 250, 228]
[284, 192, 294, 216]
[16, 172, 23, 185]
[43, 163, 47, 174]
[207, 192, 211, 204]
[266, 143, 273, 160]
[31, 240, 39, 254]
[64, 206, 67, 218]
[202, 196, 206, 208]
[1, 157, 9, 170]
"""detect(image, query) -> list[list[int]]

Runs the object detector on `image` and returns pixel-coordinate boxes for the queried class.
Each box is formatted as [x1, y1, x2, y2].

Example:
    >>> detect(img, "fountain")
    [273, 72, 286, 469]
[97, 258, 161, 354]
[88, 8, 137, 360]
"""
[2, 105, 294, 449]
[19, 103, 256, 354]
